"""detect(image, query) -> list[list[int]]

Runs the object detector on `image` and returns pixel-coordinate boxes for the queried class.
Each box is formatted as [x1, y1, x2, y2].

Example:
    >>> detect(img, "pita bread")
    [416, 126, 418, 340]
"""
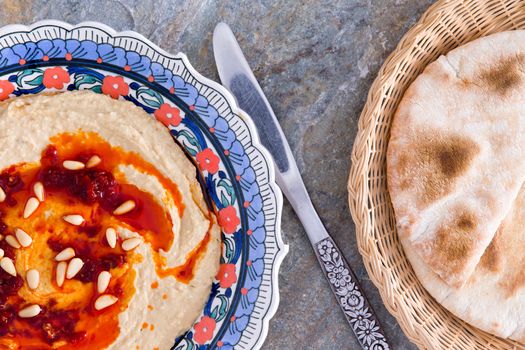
[402, 182, 525, 341]
[388, 30, 525, 340]
[388, 30, 525, 288]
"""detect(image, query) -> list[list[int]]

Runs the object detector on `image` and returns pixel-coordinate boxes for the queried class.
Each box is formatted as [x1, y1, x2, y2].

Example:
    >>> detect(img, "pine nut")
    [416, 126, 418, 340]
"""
[113, 200, 136, 215]
[0, 257, 16, 276]
[55, 247, 75, 261]
[121, 237, 142, 251]
[56, 261, 67, 287]
[18, 304, 41, 318]
[15, 228, 32, 248]
[62, 214, 84, 226]
[23, 197, 39, 218]
[63, 160, 85, 170]
[97, 271, 111, 294]
[86, 155, 101, 168]
[94, 294, 118, 310]
[5, 235, 20, 249]
[105, 227, 117, 248]
[66, 258, 84, 279]
[33, 182, 44, 202]
[26, 269, 39, 290]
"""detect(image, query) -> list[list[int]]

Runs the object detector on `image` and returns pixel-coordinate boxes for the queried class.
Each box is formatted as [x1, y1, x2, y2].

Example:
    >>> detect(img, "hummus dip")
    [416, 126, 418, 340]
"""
[0, 91, 221, 349]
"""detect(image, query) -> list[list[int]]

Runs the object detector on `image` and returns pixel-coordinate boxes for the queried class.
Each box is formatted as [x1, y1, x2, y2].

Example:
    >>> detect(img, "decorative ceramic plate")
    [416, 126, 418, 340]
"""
[0, 20, 287, 350]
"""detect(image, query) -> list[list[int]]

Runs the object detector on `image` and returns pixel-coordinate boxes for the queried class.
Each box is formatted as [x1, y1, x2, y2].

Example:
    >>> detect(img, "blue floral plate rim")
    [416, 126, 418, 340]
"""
[0, 20, 288, 350]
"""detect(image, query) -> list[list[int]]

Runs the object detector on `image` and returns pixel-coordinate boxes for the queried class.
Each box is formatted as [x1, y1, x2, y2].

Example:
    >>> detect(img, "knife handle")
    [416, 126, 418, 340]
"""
[314, 236, 390, 350]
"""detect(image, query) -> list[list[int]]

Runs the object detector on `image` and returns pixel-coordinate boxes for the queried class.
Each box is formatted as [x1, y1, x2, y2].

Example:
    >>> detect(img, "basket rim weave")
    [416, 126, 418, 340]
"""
[348, 0, 525, 349]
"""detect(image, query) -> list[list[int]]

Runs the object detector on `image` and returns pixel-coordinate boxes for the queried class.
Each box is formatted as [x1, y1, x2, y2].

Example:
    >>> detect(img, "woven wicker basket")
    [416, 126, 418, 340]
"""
[348, 1, 525, 349]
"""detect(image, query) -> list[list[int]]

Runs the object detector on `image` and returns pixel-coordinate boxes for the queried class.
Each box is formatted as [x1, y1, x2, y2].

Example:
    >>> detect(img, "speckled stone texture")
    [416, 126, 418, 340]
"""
[0, 0, 437, 348]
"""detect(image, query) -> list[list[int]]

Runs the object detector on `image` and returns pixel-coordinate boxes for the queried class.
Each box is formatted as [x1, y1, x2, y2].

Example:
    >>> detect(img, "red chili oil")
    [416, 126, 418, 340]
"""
[0, 131, 211, 349]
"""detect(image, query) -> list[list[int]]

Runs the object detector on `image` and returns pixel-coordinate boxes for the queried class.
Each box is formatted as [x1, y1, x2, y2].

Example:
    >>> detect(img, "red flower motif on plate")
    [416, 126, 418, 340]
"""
[101, 76, 129, 99]
[216, 263, 237, 288]
[0, 80, 14, 101]
[154, 103, 182, 127]
[193, 316, 216, 345]
[218, 206, 240, 234]
[196, 148, 220, 174]
[43, 67, 70, 89]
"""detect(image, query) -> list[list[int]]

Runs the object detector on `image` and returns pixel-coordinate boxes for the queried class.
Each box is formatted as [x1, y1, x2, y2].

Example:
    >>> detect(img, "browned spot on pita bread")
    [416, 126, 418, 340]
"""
[501, 269, 525, 299]
[456, 213, 475, 230]
[478, 55, 525, 95]
[476, 187, 525, 298]
[431, 211, 478, 277]
[479, 227, 502, 272]
[492, 191, 525, 298]
[397, 134, 479, 207]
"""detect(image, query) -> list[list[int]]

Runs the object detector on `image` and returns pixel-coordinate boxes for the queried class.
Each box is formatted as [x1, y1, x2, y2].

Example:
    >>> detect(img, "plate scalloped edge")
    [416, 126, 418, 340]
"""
[0, 20, 288, 350]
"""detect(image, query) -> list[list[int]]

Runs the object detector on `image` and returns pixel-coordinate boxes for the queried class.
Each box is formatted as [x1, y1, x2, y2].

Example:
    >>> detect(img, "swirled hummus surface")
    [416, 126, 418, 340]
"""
[0, 92, 220, 349]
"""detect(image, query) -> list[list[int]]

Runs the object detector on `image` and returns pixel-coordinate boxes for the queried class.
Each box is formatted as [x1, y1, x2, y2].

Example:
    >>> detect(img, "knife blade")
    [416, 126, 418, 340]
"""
[213, 22, 391, 350]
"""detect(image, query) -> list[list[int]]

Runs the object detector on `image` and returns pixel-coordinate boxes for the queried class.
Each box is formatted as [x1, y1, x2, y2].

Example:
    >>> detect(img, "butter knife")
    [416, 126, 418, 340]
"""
[213, 23, 390, 350]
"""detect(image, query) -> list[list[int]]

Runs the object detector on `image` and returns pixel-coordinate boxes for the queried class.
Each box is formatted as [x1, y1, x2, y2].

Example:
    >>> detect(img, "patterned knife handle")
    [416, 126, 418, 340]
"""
[314, 236, 390, 350]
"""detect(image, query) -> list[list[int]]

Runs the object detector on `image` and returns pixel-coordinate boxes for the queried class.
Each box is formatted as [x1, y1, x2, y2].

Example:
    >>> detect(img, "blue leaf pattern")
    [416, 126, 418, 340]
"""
[0, 37, 271, 350]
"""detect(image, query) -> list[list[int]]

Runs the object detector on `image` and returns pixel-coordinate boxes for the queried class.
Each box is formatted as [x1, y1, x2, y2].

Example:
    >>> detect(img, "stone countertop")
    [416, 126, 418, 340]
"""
[3, 0, 436, 348]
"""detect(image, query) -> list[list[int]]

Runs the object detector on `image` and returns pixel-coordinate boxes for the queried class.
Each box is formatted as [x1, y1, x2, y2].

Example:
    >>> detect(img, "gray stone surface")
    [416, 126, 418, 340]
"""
[1, 0, 437, 348]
